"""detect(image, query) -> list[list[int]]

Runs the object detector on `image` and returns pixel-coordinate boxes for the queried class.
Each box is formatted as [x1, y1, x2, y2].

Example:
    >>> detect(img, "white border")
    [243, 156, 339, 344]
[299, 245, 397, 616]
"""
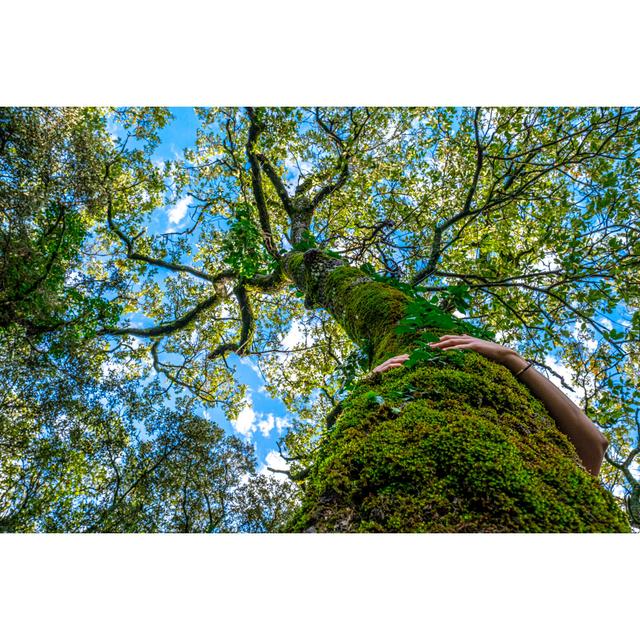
[1, 1, 639, 636]
[1, 534, 637, 639]
[1, 1, 639, 105]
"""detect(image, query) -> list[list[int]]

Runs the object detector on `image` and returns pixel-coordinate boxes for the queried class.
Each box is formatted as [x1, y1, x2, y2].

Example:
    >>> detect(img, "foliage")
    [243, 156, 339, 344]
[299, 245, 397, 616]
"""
[0, 332, 298, 532]
[394, 285, 496, 368]
[0, 108, 117, 338]
[334, 343, 372, 395]
[221, 204, 278, 278]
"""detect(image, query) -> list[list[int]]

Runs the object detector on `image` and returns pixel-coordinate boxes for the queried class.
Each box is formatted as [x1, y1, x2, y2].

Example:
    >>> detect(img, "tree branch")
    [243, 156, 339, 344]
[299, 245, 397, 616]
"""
[106, 197, 225, 283]
[412, 108, 484, 286]
[245, 265, 286, 292]
[233, 282, 255, 356]
[100, 289, 223, 338]
[255, 152, 295, 216]
[207, 282, 255, 359]
[245, 107, 280, 259]
[309, 155, 350, 211]
[314, 108, 345, 149]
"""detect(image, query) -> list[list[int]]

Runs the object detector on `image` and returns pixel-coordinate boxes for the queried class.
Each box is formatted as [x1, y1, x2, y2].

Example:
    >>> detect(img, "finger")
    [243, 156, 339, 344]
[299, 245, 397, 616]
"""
[442, 345, 473, 351]
[374, 362, 404, 373]
[429, 338, 475, 348]
[379, 356, 409, 365]
[373, 358, 408, 372]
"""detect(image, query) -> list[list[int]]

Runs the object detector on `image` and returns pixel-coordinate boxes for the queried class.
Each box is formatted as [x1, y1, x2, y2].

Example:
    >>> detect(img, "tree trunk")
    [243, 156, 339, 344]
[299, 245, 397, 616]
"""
[282, 250, 630, 532]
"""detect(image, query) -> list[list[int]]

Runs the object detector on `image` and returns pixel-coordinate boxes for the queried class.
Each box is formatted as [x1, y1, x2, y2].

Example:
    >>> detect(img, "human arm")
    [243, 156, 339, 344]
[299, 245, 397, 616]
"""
[426, 334, 609, 477]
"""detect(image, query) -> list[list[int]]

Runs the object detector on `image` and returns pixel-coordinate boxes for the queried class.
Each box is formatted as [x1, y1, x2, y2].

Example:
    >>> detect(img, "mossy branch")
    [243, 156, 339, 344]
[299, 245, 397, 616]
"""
[254, 152, 295, 217]
[207, 282, 256, 359]
[245, 108, 281, 260]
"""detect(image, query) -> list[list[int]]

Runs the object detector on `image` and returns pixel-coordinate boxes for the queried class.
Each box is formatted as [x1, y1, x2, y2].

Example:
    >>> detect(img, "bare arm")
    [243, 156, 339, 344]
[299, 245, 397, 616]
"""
[373, 335, 609, 477]
[499, 350, 608, 476]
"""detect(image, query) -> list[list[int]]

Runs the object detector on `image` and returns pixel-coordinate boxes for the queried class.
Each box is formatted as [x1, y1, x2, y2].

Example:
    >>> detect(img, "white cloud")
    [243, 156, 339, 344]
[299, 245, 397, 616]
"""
[240, 357, 264, 380]
[543, 355, 583, 405]
[275, 416, 291, 434]
[231, 400, 257, 438]
[166, 195, 192, 228]
[265, 450, 289, 471]
[585, 338, 598, 352]
[283, 153, 313, 195]
[281, 320, 316, 351]
[230, 396, 291, 440]
[572, 321, 597, 352]
[599, 317, 613, 330]
[259, 450, 292, 483]
[256, 414, 292, 438]
[257, 414, 276, 437]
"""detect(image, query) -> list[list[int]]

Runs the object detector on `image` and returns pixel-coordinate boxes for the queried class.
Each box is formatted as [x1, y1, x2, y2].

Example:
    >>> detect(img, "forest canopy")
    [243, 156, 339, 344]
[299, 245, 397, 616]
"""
[1, 106, 639, 532]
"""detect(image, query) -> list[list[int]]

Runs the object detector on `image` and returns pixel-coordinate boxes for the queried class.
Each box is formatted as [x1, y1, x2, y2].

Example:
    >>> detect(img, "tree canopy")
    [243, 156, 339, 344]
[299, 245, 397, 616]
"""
[1, 106, 639, 531]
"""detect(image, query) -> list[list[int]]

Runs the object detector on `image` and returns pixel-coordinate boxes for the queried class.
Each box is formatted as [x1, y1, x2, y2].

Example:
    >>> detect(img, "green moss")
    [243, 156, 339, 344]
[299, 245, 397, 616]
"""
[326, 270, 408, 340]
[282, 250, 417, 359]
[282, 252, 306, 288]
[282, 250, 468, 366]
[286, 352, 630, 533]
[319, 266, 417, 366]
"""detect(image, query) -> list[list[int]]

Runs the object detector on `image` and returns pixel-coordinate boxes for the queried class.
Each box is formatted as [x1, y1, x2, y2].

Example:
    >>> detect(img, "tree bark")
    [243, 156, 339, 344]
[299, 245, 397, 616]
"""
[282, 249, 630, 533]
[282, 249, 414, 365]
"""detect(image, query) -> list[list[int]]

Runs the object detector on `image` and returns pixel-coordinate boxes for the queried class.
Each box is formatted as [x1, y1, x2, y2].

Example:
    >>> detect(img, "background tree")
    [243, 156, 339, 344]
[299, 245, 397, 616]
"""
[1, 107, 639, 531]
[0, 107, 298, 532]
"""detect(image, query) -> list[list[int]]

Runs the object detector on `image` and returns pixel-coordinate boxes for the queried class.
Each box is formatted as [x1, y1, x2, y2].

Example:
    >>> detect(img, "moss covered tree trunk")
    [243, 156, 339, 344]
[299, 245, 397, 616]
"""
[282, 249, 630, 533]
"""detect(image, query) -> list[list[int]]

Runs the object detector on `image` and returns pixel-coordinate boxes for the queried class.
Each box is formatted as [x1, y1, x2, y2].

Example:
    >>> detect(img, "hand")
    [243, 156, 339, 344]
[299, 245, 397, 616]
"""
[371, 335, 521, 375]
[372, 353, 410, 374]
[427, 334, 518, 365]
